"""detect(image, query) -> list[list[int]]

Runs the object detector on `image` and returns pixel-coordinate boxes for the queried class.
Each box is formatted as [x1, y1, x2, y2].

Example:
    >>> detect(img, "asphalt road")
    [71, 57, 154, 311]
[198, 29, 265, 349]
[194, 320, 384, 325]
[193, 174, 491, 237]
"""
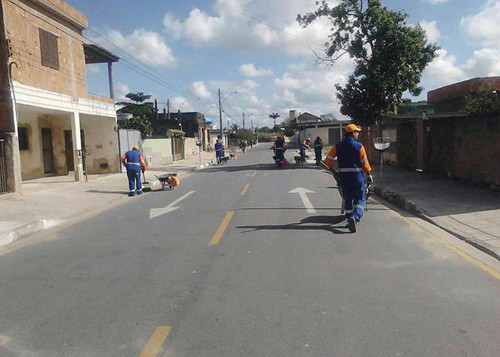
[1, 145, 499, 357]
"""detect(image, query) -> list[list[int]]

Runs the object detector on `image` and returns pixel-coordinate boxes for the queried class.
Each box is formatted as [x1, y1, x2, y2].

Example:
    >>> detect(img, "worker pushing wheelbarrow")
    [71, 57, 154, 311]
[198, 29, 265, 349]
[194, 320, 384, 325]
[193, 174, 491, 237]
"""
[321, 124, 374, 233]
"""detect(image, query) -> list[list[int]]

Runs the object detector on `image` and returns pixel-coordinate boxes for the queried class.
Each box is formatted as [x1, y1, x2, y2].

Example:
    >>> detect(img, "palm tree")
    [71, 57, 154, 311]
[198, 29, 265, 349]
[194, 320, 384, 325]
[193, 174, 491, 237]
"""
[269, 113, 281, 128]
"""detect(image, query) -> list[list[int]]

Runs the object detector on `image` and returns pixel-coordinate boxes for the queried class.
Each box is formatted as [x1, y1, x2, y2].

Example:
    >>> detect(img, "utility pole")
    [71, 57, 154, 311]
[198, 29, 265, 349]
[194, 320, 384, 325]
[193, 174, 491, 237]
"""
[242, 112, 245, 130]
[167, 99, 170, 120]
[218, 89, 223, 144]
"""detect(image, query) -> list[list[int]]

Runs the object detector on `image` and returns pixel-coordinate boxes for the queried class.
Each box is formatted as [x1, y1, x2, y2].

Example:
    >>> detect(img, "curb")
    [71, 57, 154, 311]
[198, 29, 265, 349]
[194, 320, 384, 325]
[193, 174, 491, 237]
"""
[192, 162, 213, 172]
[373, 185, 500, 262]
[0, 219, 64, 248]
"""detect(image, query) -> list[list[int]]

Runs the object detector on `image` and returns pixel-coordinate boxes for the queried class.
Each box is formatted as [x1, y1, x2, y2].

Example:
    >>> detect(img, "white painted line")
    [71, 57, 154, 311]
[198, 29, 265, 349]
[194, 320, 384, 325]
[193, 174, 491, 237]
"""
[149, 190, 196, 219]
[289, 187, 316, 213]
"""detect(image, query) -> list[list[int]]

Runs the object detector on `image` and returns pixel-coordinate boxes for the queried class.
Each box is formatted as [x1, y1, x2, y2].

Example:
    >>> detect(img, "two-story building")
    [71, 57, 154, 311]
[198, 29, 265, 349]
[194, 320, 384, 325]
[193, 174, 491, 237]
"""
[0, 0, 119, 193]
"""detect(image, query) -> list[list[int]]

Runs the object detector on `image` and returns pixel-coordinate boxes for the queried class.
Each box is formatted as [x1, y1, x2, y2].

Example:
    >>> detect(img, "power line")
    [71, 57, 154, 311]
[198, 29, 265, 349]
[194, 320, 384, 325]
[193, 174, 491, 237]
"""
[217, 1, 324, 48]
[85, 0, 202, 101]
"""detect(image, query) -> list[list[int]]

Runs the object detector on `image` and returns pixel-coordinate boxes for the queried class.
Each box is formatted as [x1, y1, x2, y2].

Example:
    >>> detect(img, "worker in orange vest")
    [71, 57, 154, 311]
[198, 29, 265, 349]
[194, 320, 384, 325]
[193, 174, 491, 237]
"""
[323, 124, 373, 232]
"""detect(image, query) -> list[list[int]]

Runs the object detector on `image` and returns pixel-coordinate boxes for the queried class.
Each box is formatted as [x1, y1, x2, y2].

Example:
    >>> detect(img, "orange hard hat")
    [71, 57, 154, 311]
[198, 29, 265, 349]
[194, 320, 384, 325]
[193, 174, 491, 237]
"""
[345, 123, 362, 133]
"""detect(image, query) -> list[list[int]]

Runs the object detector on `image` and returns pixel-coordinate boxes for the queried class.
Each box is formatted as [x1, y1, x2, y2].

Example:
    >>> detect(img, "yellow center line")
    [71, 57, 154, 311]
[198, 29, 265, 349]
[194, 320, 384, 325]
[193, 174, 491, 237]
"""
[443, 242, 500, 280]
[139, 326, 171, 357]
[241, 183, 250, 196]
[396, 210, 500, 281]
[251, 171, 257, 178]
[209, 210, 235, 246]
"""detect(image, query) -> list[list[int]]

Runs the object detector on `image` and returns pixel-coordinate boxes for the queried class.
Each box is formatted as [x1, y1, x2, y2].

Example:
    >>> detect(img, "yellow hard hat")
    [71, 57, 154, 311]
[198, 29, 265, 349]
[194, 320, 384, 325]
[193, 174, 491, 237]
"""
[345, 123, 362, 133]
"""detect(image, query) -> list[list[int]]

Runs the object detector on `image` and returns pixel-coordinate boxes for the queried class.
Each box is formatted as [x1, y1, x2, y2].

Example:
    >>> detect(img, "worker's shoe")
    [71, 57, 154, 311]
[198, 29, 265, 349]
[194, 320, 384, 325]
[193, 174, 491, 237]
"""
[347, 217, 356, 233]
[128, 192, 136, 197]
[136, 190, 143, 195]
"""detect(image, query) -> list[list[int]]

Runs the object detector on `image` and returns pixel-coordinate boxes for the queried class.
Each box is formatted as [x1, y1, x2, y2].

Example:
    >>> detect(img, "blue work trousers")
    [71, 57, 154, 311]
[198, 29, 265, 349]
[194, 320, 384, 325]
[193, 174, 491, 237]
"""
[340, 173, 366, 222]
[300, 147, 306, 159]
[127, 168, 142, 192]
[314, 147, 322, 162]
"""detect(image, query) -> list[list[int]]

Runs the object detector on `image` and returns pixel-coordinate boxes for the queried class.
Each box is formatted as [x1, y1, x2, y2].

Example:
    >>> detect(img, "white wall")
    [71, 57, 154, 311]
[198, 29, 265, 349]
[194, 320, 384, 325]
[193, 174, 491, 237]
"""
[80, 116, 119, 174]
[143, 138, 173, 166]
[184, 138, 198, 158]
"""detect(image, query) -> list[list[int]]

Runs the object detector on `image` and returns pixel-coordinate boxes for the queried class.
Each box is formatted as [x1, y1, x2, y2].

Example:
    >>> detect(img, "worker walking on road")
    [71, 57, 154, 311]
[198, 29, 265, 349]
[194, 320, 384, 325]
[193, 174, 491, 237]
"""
[322, 124, 373, 232]
[313, 136, 324, 165]
[121, 146, 147, 197]
[215, 139, 224, 164]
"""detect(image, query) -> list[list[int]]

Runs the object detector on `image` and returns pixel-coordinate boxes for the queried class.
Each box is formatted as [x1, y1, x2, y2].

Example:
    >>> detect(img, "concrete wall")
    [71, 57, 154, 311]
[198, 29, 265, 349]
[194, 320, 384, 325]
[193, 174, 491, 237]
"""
[184, 138, 198, 158]
[142, 138, 173, 167]
[18, 109, 118, 179]
[5, 0, 88, 99]
[80, 116, 119, 174]
[300, 127, 328, 144]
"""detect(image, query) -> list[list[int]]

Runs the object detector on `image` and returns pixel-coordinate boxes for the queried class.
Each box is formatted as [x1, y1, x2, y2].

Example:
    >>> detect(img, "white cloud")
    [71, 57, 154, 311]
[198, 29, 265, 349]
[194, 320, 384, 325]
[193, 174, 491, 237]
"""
[105, 29, 177, 68]
[162, 0, 331, 56]
[190, 81, 211, 99]
[421, 0, 449, 4]
[170, 96, 194, 112]
[239, 63, 273, 77]
[460, 0, 500, 48]
[463, 48, 500, 77]
[421, 49, 468, 89]
[242, 79, 259, 89]
[116, 83, 131, 100]
[419, 20, 440, 44]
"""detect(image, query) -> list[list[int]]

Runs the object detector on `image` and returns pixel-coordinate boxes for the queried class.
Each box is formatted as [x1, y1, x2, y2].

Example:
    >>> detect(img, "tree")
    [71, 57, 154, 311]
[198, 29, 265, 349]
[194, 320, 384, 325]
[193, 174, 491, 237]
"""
[462, 88, 500, 116]
[117, 92, 154, 138]
[298, 0, 439, 125]
[230, 123, 239, 132]
[269, 113, 281, 128]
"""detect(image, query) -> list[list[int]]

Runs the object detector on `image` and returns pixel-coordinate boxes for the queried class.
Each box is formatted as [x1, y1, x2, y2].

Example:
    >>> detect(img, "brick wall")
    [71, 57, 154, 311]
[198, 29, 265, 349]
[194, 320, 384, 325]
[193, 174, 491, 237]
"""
[396, 115, 500, 187]
[5, 0, 88, 98]
[428, 77, 500, 113]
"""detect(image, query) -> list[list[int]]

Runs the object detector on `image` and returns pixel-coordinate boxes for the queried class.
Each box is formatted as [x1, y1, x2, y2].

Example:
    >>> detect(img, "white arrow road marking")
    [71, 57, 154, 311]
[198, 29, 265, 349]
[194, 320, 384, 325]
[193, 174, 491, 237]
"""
[289, 187, 316, 213]
[149, 190, 196, 219]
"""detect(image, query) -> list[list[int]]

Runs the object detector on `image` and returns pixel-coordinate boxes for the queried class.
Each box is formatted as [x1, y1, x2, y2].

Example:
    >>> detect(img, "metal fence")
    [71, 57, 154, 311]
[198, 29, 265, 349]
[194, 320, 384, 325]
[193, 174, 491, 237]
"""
[0, 139, 7, 194]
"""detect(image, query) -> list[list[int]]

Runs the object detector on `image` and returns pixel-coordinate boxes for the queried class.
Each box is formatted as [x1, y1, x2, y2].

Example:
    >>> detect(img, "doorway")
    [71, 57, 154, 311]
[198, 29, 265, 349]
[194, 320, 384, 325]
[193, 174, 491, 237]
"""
[64, 130, 74, 172]
[63, 130, 86, 173]
[41, 128, 55, 174]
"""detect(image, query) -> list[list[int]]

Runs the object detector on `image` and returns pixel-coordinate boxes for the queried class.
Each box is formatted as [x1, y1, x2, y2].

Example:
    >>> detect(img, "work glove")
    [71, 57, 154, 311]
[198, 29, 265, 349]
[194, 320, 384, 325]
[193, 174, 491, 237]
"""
[367, 174, 374, 185]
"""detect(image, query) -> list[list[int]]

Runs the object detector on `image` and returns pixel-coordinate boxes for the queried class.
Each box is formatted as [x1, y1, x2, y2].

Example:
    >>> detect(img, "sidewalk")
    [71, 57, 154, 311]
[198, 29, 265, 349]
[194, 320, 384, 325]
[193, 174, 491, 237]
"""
[373, 165, 500, 261]
[0, 150, 217, 248]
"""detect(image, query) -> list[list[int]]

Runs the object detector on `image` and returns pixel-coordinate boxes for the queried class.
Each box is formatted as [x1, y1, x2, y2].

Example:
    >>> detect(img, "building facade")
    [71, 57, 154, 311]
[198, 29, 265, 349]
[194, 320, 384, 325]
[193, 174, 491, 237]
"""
[0, 0, 119, 193]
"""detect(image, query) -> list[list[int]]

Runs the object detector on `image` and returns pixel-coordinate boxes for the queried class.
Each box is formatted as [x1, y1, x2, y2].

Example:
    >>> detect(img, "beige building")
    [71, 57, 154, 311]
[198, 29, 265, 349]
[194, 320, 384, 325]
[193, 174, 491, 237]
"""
[0, 0, 119, 193]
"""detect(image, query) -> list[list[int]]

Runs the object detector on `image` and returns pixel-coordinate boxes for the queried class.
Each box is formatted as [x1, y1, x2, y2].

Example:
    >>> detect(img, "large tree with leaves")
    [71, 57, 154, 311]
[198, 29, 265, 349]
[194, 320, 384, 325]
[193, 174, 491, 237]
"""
[298, 0, 439, 125]
[116, 92, 154, 138]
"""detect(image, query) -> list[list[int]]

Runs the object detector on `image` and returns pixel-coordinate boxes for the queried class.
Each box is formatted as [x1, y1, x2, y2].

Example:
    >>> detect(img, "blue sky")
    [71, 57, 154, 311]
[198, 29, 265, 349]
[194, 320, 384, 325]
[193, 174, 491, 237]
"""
[67, 0, 500, 128]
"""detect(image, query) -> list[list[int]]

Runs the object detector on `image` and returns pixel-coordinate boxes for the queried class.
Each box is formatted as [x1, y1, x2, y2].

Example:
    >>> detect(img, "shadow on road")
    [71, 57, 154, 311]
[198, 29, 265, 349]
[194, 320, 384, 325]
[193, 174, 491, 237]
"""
[237, 215, 352, 235]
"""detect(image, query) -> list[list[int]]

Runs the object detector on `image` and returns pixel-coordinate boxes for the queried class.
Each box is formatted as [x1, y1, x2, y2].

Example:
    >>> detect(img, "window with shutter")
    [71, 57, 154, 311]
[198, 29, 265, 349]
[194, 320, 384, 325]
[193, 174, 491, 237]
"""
[39, 28, 59, 70]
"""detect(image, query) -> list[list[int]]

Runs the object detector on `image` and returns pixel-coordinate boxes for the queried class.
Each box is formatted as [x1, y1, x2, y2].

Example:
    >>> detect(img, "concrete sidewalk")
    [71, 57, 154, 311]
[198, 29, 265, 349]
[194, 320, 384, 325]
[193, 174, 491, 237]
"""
[373, 165, 500, 261]
[0, 150, 218, 248]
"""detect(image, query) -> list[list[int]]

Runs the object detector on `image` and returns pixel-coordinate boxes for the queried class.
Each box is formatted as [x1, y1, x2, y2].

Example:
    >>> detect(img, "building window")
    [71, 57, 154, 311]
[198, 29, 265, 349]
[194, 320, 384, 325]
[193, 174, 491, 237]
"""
[18, 127, 29, 151]
[39, 28, 59, 70]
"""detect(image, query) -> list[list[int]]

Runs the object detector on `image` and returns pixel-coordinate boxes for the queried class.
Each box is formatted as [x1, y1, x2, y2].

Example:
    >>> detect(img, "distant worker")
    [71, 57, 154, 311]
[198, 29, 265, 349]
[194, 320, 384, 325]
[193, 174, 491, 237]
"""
[272, 133, 288, 164]
[300, 137, 312, 162]
[121, 146, 147, 197]
[323, 124, 373, 232]
[313, 136, 324, 165]
[215, 139, 224, 164]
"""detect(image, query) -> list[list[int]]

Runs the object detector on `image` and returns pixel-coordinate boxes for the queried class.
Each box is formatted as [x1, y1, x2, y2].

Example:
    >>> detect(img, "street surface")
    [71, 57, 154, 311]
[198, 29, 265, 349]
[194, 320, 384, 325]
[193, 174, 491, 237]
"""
[1, 145, 499, 357]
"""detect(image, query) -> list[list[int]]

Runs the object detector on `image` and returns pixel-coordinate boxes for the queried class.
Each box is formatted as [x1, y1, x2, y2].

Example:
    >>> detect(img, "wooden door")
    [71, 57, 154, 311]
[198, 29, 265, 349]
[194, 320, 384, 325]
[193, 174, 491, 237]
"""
[64, 130, 74, 172]
[41, 128, 55, 174]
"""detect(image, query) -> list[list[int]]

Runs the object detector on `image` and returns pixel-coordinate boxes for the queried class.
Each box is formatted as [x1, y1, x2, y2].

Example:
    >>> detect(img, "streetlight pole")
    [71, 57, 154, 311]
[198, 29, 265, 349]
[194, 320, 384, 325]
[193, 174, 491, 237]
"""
[218, 88, 223, 144]
[218, 89, 238, 147]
